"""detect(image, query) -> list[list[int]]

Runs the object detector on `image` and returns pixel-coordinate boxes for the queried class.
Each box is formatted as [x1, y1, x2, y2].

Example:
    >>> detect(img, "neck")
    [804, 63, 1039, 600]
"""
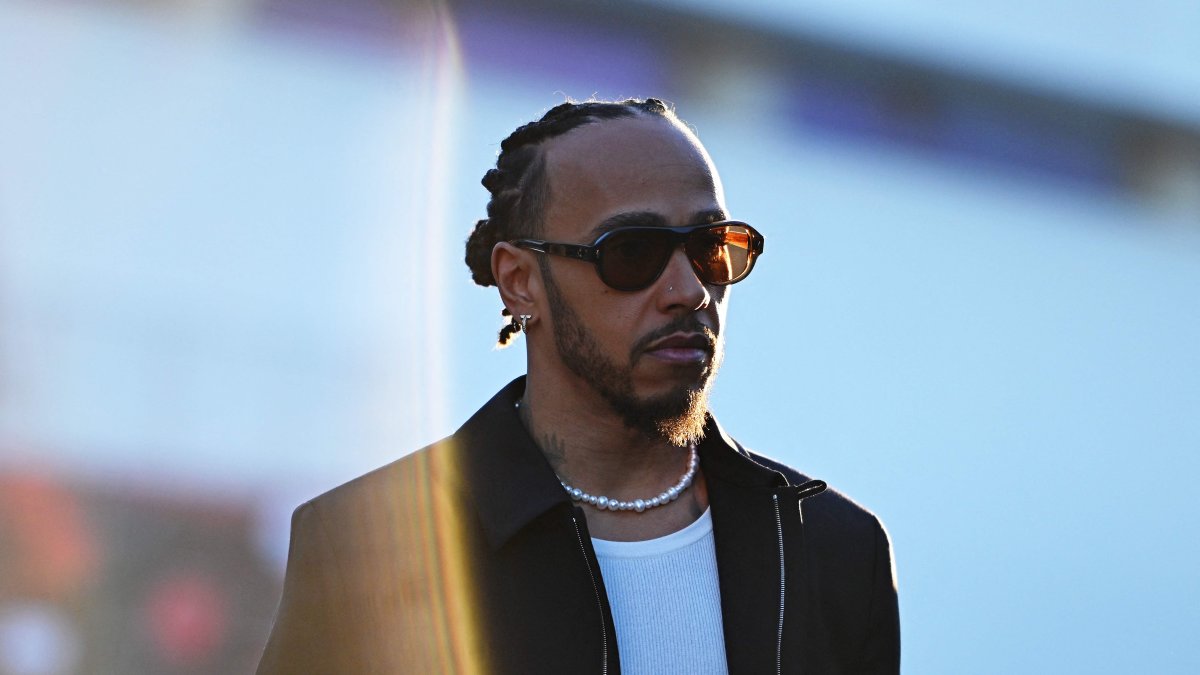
[519, 371, 709, 541]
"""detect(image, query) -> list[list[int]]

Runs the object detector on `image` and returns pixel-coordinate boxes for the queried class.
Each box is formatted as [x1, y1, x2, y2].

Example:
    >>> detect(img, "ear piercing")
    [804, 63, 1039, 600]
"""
[519, 314, 532, 332]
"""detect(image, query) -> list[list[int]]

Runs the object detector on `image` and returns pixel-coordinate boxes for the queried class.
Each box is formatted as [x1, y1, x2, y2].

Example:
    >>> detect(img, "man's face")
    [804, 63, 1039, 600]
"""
[536, 115, 730, 445]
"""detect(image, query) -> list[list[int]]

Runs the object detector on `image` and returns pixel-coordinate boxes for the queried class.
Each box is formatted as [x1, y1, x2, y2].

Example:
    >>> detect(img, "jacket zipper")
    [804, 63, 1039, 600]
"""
[571, 512, 609, 675]
[774, 480, 826, 674]
[772, 493, 786, 675]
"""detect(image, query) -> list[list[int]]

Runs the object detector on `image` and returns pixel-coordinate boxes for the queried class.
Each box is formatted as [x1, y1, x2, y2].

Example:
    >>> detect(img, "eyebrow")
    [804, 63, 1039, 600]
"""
[586, 208, 729, 240]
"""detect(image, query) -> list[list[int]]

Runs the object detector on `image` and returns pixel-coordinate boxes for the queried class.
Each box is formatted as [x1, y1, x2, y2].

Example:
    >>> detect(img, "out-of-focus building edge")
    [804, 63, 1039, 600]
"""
[261, 0, 1199, 213]
[569, 0, 1197, 214]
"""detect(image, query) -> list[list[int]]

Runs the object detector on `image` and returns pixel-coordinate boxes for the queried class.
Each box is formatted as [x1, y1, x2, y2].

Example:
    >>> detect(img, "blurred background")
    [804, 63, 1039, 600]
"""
[1, 0, 1198, 672]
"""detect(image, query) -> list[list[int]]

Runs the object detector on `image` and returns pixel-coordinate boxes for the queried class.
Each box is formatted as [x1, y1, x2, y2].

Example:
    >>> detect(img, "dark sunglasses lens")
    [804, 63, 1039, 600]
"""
[597, 229, 675, 290]
[687, 225, 756, 284]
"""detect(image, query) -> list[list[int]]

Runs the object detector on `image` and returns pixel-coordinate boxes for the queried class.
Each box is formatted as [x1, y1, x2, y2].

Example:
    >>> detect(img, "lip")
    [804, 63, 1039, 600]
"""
[643, 332, 713, 364]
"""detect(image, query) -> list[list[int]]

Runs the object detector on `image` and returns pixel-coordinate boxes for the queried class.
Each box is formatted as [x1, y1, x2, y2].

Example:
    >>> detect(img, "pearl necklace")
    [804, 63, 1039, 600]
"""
[561, 445, 698, 513]
[515, 398, 698, 513]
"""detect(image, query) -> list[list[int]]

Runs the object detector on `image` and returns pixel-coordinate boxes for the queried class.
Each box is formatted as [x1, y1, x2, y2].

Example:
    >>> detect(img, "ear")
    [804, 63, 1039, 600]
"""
[492, 242, 541, 317]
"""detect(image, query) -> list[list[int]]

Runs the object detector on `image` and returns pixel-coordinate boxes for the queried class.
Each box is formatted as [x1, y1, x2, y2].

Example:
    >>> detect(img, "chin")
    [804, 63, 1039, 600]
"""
[627, 377, 712, 447]
[653, 389, 710, 447]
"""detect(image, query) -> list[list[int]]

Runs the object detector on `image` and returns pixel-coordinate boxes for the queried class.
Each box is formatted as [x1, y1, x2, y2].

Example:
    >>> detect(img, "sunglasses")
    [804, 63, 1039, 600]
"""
[511, 221, 764, 292]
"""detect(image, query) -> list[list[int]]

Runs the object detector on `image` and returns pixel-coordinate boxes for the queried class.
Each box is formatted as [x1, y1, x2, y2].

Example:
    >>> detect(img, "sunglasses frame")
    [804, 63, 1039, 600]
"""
[510, 220, 764, 292]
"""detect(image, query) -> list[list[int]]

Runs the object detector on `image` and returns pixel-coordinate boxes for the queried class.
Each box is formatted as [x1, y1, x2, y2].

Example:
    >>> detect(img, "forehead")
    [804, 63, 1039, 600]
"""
[540, 115, 725, 239]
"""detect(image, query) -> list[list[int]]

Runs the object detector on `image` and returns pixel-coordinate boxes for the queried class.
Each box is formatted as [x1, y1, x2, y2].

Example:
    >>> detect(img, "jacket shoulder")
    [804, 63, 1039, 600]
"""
[284, 436, 477, 598]
[259, 437, 480, 673]
[303, 436, 463, 523]
[741, 449, 899, 671]
[741, 447, 887, 539]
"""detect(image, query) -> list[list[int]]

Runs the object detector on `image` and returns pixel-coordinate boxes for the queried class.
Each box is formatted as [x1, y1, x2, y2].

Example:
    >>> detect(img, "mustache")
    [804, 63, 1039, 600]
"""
[629, 315, 718, 362]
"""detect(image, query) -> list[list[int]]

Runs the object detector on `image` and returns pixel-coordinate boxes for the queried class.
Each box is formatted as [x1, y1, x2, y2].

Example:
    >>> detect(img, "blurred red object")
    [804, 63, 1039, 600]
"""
[144, 571, 230, 667]
[0, 472, 99, 600]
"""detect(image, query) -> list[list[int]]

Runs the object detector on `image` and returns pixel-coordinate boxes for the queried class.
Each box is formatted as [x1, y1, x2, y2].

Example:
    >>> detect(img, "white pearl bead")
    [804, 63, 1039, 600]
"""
[667, 486, 679, 501]
[634, 499, 645, 512]
[597, 496, 609, 509]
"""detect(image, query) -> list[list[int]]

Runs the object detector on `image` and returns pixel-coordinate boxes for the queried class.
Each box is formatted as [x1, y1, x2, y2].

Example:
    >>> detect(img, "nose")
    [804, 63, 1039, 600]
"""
[656, 246, 711, 313]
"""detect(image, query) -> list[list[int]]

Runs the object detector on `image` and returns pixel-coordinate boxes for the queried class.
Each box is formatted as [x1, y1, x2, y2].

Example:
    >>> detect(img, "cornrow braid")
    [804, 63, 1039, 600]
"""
[497, 308, 521, 346]
[464, 98, 676, 347]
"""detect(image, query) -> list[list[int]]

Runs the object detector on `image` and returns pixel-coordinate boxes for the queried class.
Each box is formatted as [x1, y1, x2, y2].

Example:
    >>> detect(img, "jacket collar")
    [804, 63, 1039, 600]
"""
[451, 377, 571, 550]
[696, 414, 792, 490]
[452, 377, 795, 550]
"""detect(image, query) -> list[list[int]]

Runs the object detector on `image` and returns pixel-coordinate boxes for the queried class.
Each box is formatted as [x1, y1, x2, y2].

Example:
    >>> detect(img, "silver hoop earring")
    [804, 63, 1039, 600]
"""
[519, 314, 532, 332]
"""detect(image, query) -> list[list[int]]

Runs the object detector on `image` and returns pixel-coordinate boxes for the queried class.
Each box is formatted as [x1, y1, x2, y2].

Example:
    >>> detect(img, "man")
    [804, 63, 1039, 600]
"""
[258, 99, 899, 674]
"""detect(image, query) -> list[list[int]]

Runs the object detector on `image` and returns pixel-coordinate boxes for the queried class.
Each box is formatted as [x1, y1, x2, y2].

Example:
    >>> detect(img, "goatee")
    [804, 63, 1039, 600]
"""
[542, 269, 721, 446]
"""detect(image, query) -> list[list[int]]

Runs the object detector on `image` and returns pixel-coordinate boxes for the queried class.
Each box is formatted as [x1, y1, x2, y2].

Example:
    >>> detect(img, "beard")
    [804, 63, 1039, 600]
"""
[542, 269, 723, 446]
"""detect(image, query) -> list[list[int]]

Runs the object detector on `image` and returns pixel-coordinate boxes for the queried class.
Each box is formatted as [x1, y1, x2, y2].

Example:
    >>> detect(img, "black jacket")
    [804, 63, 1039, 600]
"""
[258, 378, 899, 674]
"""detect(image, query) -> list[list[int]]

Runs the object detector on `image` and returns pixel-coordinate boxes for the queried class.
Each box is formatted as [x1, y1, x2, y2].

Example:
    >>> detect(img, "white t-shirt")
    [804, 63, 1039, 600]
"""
[592, 508, 728, 674]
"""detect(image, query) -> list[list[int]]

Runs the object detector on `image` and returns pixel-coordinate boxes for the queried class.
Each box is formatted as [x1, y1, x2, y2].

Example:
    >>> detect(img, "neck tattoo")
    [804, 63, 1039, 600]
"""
[516, 398, 699, 513]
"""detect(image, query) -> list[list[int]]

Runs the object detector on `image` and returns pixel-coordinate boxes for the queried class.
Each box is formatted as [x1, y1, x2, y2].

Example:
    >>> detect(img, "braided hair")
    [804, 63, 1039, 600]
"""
[465, 98, 675, 346]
